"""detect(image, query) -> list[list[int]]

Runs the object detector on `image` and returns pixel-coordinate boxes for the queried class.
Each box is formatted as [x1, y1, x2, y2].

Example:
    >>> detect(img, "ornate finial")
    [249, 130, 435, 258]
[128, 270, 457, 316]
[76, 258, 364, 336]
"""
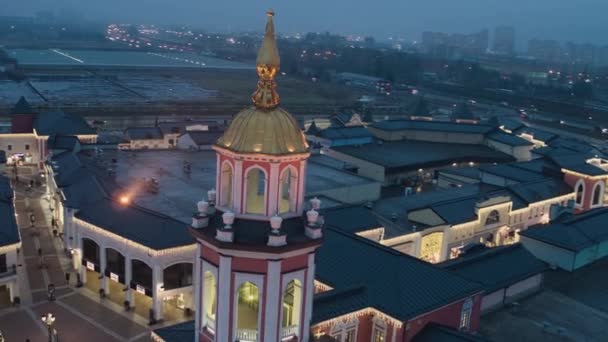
[252, 10, 280, 109]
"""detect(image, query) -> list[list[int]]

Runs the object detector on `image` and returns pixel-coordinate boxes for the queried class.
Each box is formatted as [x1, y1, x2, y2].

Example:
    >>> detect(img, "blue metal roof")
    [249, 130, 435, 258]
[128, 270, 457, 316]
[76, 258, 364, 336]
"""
[152, 321, 195, 342]
[314, 227, 482, 323]
[486, 131, 533, 147]
[521, 208, 608, 252]
[441, 245, 547, 293]
[372, 119, 494, 134]
[34, 111, 96, 136]
[332, 141, 514, 172]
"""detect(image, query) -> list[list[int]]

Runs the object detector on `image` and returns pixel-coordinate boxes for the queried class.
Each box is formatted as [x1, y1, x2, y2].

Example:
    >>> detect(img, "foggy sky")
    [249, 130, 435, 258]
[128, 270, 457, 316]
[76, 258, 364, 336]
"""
[5, 0, 608, 46]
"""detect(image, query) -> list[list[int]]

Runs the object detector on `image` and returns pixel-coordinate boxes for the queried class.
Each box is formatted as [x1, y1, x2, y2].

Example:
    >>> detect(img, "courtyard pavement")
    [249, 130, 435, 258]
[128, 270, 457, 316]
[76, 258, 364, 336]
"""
[0, 168, 164, 342]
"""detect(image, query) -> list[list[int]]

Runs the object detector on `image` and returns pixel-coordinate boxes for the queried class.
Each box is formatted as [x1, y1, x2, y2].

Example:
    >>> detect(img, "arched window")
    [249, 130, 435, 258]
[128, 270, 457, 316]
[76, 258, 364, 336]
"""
[330, 318, 358, 342]
[245, 168, 266, 215]
[459, 298, 474, 331]
[202, 271, 217, 330]
[279, 167, 298, 214]
[163, 263, 193, 290]
[236, 282, 260, 340]
[282, 280, 303, 337]
[485, 210, 500, 225]
[220, 162, 233, 207]
[592, 182, 603, 207]
[576, 181, 585, 206]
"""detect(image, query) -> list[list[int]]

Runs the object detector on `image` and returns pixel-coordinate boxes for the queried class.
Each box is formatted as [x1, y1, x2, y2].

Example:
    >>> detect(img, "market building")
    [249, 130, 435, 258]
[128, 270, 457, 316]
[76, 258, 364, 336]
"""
[0, 175, 21, 306]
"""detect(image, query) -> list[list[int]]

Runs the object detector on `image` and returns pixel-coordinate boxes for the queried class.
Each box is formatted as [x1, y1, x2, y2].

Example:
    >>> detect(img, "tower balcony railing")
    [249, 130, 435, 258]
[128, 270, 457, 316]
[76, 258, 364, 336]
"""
[204, 314, 216, 333]
[281, 325, 299, 339]
[235, 328, 258, 341]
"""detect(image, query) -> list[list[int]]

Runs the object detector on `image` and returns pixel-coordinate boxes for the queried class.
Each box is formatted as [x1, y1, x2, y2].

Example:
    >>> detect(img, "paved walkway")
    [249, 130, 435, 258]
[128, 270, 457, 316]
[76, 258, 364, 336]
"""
[0, 169, 155, 341]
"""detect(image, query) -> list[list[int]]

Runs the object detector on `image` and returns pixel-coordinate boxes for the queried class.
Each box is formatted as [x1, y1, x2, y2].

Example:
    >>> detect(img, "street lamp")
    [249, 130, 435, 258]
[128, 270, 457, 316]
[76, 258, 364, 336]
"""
[41, 313, 56, 342]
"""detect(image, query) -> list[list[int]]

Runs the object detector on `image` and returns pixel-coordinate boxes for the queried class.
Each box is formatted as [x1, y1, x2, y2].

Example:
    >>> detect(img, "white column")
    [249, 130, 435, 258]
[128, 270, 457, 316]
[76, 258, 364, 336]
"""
[233, 160, 243, 214]
[216, 255, 232, 342]
[391, 323, 397, 342]
[100, 246, 109, 294]
[302, 253, 315, 342]
[263, 260, 282, 342]
[297, 160, 307, 213]
[152, 264, 164, 321]
[194, 245, 202, 339]
[125, 255, 133, 306]
[268, 163, 280, 216]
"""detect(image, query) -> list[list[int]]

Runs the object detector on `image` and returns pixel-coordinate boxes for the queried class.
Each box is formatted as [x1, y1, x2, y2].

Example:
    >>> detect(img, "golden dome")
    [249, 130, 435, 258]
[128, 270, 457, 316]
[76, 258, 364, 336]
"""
[215, 11, 308, 156]
[215, 106, 308, 155]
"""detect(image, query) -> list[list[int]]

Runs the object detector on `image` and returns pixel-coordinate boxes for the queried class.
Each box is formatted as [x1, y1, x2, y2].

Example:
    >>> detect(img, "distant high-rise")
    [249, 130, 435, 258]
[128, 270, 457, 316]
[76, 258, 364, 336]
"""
[493, 26, 515, 55]
[528, 39, 561, 62]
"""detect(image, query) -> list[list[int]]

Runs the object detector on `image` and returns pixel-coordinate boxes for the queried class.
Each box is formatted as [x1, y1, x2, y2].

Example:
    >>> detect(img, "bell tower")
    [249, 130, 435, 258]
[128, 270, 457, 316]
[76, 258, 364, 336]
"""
[191, 11, 323, 342]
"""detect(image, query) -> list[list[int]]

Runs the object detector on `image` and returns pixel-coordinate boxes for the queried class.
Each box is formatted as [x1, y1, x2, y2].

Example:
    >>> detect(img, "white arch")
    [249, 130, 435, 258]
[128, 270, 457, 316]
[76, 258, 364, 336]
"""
[243, 165, 268, 215]
[278, 165, 299, 214]
[592, 181, 605, 208]
[219, 160, 234, 208]
[575, 179, 586, 207]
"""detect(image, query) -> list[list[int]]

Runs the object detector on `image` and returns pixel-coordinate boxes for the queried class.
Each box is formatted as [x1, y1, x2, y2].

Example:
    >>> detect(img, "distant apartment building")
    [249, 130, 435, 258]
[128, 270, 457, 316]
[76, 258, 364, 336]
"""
[493, 26, 515, 55]
[421, 29, 488, 59]
[527, 39, 561, 62]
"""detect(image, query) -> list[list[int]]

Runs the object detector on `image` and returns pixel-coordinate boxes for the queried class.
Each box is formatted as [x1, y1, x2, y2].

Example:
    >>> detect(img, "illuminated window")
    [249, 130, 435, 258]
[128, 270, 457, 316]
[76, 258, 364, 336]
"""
[279, 167, 298, 213]
[282, 280, 303, 336]
[485, 210, 500, 225]
[202, 271, 217, 330]
[330, 318, 358, 342]
[220, 162, 233, 207]
[236, 281, 260, 339]
[459, 298, 473, 331]
[371, 318, 387, 342]
[245, 168, 266, 215]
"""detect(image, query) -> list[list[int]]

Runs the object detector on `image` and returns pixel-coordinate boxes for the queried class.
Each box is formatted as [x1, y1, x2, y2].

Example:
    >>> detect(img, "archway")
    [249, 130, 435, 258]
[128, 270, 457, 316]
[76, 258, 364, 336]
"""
[220, 162, 233, 207]
[105, 248, 126, 306]
[279, 167, 298, 214]
[82, 238, 101, 294]
[162, 263, 193, 321]
[202, 271, 217, 331]
[282, 279, 303, 338]
[235, 281, 260, 341]
[131, 259, 153, 319]
[245, 168, 266, 215]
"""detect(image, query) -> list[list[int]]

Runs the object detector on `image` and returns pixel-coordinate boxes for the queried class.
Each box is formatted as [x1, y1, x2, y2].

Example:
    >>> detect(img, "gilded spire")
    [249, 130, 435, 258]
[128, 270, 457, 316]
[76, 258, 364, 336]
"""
[252, 10, 280, 109]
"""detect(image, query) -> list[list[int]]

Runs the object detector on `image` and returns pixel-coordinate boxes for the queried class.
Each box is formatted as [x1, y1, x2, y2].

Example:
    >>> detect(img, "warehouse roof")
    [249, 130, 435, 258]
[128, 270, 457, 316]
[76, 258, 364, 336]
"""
[332, 141, 513, 172]
[440, 245, 547, 293]
[34, 111, 96, 136]
[313, 227, 482, 323]
[520, 208, 608, 252]
[372, 119, 493, 134]
[485, 131, 533, 147]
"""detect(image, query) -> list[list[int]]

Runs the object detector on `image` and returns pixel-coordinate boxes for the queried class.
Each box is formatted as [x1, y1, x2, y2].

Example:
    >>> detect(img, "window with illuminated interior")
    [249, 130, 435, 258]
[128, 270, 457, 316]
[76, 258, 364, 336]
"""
[202, 271, 217, 330]
[279, 167, 298, 213]
[330, 318, 358, 342]
[459, 298, 473, 331]
[220, 162, 233, 207]
[282, 280, 303, 335]
[371, 318, 387, 342]
[236, 281, 260, 340]
[245, 168, 266, 215]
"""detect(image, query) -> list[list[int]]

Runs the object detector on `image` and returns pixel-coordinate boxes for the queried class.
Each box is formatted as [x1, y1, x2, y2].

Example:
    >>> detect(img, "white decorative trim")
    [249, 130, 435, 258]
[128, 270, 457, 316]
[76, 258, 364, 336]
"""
[574, 178, 586, 208]
[216, 256, 232, 341]
[591, 181, 605, 208]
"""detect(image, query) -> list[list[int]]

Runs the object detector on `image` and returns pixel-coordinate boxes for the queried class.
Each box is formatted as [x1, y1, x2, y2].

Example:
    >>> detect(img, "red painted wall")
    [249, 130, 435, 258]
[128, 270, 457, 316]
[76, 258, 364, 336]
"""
[403, 294, 483, 341]
[281, 253, 309, 273]
[563, 173, 604, 212]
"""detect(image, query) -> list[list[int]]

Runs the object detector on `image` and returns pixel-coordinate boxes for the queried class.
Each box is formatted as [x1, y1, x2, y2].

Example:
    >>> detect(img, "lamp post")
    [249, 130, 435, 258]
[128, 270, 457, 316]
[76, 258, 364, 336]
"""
[41, 313, 56, 342]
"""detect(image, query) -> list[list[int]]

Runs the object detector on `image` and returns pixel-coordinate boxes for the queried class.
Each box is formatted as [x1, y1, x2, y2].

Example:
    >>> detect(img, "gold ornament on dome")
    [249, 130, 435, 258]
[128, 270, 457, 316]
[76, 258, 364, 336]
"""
[214, 11, 309, 156]
[252, 10, 281, 109]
